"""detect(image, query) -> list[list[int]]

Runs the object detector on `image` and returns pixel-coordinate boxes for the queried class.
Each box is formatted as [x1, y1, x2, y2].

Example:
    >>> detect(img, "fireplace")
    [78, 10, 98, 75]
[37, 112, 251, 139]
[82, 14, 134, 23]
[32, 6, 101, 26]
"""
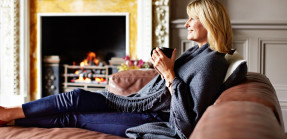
[0, 0, 168, 105]
[38, 13, 129, 97]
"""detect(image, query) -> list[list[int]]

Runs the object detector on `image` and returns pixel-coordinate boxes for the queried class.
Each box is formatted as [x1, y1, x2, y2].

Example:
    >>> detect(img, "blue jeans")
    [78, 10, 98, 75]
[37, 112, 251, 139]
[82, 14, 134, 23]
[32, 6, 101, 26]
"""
[15, 89, 169, 137]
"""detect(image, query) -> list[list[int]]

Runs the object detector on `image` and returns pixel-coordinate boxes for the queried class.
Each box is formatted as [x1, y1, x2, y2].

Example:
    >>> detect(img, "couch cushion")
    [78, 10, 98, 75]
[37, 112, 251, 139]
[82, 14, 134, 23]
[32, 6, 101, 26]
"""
[215, 72, 285, 129]
[107, 69, 158, 96]
[0, 126, 127, 139]
[190, 101, 285, 139]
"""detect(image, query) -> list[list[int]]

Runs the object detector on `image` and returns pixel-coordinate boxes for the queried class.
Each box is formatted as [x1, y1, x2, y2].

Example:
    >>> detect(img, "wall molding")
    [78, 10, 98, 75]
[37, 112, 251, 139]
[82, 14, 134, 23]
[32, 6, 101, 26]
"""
[274, 84, 287, 103]
[171, 19, 186, 29]
[259, 39, 287, 74]
[259, 39, 287, 106]
[231, 20, 287, 30]
[233, 39, 249, 61]
[171, 19, 287, 30]
[20, 0, 30, 102]
[274, 85, 287, 91]
[181, 40, 196, 53]
[280, 100, 287, 109]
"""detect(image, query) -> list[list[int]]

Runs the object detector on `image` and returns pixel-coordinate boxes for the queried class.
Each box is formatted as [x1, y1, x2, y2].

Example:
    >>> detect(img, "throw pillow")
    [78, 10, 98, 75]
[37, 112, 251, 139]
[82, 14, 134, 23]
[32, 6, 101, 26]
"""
[222, 51, 248, 90]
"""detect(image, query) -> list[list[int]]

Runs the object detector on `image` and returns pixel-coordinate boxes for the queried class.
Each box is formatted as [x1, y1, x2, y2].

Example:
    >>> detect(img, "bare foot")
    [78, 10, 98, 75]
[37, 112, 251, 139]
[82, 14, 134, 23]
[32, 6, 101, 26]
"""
[0, 106, 11, 122]
[0, 106, 25, 122]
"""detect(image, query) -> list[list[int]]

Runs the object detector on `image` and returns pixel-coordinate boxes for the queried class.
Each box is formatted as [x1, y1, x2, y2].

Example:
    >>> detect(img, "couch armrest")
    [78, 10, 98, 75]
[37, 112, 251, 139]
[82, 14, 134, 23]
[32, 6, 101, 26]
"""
[107, 69, 158, 96]
[215, 72, 284, 130]
[190, 101, 285, 139]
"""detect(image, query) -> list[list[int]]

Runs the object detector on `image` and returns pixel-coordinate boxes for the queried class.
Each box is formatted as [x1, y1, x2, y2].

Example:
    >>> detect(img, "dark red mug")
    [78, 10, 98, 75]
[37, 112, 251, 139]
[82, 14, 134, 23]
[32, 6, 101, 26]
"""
[151, 47, 174, 58]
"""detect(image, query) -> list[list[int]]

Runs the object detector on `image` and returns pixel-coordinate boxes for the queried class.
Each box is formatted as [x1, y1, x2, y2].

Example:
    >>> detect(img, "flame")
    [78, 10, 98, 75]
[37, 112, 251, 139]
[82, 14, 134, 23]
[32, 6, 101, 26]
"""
[95, 77, 106, 83]
[75, 76, 91, 83]
[80, 52, 99, 67]
[80, 60, 86, 67]
[71, 52, 106, 84]
[75, 70, 79, 74]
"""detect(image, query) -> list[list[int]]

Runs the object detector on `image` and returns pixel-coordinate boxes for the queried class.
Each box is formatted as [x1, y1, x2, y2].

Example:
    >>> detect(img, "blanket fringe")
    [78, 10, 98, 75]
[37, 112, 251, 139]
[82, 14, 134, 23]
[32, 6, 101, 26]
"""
[100, 88, 168, 113]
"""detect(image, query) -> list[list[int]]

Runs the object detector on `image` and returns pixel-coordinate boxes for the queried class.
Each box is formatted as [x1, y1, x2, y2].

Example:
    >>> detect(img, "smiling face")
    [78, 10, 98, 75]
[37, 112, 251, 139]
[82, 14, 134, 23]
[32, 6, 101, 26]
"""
[184, 17, 208, 47]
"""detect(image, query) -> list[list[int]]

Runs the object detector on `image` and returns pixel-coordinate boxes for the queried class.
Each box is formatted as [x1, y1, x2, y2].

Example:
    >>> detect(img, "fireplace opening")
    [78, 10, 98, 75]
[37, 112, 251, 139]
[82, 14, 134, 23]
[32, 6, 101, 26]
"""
[41, 15, 126, 65]
[40, 15, 128, 97]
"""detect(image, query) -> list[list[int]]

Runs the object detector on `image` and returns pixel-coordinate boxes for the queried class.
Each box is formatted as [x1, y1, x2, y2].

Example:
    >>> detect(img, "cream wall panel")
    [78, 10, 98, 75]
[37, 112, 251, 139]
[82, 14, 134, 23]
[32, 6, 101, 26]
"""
[181, 40, 196, 53]
[172, 0, 287, 22]
[281, 106, 287, 132]
[261, 41, 287, 85]
[232, 30, 287, 72]
[170, 23, 187, 58]
[260, 40, 287, 109]
[232, 40, 249, 60]
[219, 0, 287, 22]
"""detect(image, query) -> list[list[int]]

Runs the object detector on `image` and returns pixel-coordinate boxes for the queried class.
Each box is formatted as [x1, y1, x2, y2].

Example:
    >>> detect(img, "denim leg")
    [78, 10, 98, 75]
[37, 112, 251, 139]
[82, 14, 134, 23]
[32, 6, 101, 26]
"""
[15, 111, 168, 137]
[22, 89, 111, 118]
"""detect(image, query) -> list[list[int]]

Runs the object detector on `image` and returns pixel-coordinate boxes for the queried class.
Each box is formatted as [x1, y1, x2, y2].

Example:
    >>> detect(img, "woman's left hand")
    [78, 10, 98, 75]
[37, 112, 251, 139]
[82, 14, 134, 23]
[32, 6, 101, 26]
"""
[151, 47, 176, 83]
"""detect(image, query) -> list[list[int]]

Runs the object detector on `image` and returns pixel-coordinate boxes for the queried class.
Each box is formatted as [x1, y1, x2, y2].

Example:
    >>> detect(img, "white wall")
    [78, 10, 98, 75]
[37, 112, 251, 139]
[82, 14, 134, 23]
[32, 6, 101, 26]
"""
[220, 0, 287, 21]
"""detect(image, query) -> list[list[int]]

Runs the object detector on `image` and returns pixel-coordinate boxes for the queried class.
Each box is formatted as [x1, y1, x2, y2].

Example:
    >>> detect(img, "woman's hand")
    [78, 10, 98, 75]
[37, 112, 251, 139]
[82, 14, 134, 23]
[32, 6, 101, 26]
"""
[151, 47, 176, 86]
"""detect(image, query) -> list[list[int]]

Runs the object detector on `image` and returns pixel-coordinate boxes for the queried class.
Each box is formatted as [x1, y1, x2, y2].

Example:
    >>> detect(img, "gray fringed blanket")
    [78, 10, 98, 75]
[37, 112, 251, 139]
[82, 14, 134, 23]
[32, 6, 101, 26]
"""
[99, 43, 230, 139]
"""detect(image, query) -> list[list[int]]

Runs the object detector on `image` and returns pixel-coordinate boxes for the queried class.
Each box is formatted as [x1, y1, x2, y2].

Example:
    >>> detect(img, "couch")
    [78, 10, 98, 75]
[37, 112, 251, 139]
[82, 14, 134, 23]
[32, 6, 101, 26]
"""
[0, 69, 285, 139]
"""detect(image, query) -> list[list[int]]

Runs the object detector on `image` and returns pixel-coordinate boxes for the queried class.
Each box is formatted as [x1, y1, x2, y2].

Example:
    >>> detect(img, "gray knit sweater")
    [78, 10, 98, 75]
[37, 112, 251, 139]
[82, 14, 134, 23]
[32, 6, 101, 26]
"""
[99, 43, 229, 139]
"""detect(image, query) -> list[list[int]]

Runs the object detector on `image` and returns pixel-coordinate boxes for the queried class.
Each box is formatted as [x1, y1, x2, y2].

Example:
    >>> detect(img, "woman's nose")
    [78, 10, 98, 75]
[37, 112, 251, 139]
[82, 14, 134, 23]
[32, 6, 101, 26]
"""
[185, 21, 189, 28]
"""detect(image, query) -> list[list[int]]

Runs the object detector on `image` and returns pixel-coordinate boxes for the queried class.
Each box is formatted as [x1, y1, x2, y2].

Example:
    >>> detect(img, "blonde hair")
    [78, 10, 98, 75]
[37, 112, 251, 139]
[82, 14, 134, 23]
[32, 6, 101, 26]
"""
[187, 0, 233, 53]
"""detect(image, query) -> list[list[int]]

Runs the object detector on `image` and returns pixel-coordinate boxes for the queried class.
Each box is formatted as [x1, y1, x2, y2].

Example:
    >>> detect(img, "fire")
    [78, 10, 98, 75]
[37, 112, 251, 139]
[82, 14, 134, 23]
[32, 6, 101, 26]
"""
[95, 77, 106, 83]
[75, 76, 91, 83]
[79, 52, 99, 67]
[72, 52, 106, 84]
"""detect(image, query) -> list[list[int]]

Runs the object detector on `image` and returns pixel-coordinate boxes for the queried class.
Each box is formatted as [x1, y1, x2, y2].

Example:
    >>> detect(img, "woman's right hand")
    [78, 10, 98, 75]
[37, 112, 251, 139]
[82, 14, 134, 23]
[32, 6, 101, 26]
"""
[151, 48, 176, 87]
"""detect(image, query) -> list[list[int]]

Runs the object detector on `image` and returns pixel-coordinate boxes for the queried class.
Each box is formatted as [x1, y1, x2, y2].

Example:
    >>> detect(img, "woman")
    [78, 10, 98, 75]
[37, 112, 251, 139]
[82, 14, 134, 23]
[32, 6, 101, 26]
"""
[0, 0, 243, 138]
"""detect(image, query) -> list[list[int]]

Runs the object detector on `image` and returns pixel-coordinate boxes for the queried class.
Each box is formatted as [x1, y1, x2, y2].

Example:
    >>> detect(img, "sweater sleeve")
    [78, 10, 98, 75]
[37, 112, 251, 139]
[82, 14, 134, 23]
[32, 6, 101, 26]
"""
[169, 57, 228, 138]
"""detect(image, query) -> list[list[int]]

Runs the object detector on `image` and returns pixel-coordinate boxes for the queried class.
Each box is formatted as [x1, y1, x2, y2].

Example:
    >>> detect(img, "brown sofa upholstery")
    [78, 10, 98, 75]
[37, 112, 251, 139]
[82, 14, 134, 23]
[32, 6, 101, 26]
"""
[190, 72, 285, 139]
[0, 70, 285, 139]
[107, 69, 158, 96]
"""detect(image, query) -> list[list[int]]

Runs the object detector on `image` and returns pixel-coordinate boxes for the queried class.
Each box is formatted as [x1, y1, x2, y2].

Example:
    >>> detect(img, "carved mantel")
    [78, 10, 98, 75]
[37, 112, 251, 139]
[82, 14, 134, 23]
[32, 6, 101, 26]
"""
[0, 0, 19, 94]
[0, 0, 20, 105]
[0, 0, 20, 94]
[153, 0, 169, 48]
[0, 0, 29, 106]
[137, 0, 170, 61]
